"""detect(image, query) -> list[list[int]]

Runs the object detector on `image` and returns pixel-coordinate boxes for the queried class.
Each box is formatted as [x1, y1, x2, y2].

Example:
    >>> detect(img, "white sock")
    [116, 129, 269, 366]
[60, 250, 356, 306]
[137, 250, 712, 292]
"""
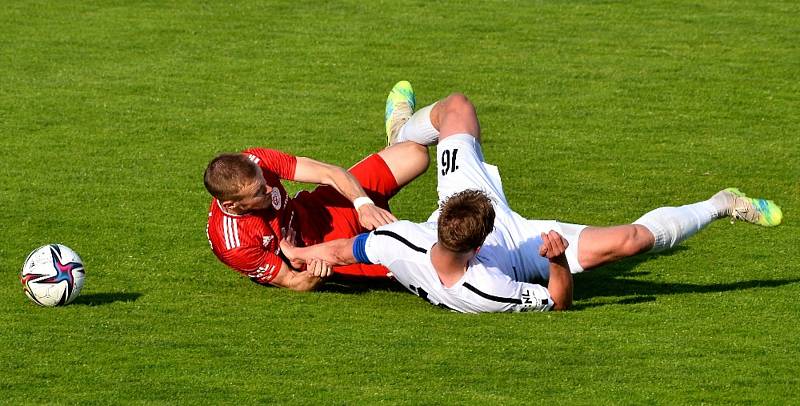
[708, 190, 735, 217]
[633, 200, 719, 253]
[396, 103, 439, 146]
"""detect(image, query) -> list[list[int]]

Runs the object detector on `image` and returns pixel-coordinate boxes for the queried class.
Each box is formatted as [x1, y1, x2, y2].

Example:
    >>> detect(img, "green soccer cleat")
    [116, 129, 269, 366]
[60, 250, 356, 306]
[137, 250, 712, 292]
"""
[384, 80, 416, 145]
[719, 187, 783, 226]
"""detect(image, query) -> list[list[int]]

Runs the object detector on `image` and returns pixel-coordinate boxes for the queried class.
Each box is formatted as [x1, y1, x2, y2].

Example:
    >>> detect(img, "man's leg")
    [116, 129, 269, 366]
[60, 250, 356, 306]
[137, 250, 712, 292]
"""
[575, 189, 783, 270]
[375, 142, 429, 188]
[390, 88, 480, 145]
[379, 80, 483, 188]
[379, 92, 480, 187]
[574, 224, 655, 270]
[435, 93, 481, 142]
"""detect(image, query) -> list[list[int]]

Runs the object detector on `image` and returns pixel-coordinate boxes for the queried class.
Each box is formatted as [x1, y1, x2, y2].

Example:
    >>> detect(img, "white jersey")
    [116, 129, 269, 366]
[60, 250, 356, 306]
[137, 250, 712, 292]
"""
[354, 220, 554, 313]
[352, 133, 588, 313]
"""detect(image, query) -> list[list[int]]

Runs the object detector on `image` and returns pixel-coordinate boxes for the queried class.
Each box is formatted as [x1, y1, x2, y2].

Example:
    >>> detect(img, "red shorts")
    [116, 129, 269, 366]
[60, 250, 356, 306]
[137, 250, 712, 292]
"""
[293, 153, 399, 278]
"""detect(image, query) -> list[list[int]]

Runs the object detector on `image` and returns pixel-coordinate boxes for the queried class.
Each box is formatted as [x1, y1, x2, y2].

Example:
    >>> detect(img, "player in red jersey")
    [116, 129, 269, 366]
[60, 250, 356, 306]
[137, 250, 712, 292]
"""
[204, 81, 426, 291]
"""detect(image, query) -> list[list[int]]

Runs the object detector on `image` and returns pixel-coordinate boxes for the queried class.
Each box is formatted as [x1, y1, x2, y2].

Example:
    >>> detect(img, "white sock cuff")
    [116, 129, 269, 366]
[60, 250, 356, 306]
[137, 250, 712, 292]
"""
[633, 215, 669, 253]
[397, 102, 439, 146]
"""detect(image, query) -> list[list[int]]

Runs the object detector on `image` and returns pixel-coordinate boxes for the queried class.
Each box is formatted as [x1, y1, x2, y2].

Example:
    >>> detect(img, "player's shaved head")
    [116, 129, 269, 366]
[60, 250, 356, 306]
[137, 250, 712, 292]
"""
[204, 153, 261, 201]
[438, 190, 495, 253]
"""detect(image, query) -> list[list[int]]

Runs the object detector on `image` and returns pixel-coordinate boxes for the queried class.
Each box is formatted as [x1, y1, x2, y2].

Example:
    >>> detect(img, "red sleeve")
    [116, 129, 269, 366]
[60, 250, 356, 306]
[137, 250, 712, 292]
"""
[219, 245, 284, 284]
[243, 148, 297, 181]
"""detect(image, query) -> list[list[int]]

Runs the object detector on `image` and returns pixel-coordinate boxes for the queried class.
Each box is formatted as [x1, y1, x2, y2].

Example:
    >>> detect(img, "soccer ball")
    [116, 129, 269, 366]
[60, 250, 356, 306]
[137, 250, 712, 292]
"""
[20, 244, 85, 307]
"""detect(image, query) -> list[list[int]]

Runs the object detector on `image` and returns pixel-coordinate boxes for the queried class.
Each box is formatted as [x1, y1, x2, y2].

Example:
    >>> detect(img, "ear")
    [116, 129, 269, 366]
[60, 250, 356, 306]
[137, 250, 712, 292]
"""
[221, 200, 237, 211]
[462, 246, 480, 260]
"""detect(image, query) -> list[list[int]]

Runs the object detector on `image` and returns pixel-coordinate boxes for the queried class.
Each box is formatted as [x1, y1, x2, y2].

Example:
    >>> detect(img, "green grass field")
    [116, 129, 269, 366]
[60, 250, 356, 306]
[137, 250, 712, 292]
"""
[2, 0, 799, 403]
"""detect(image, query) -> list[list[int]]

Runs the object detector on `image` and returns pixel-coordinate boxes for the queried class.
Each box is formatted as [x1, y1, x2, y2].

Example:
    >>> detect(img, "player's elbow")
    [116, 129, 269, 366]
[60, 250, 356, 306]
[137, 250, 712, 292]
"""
[551, 296, 572, 311]
[286, 281, 319, 292]
[549, 285, 573, 311]
[311, 162, 343, 188]
[547, 259, 573, 311]
[283, 274, 323, 292]
[329, 165, 350, 185]
[269, 265, 324, 292]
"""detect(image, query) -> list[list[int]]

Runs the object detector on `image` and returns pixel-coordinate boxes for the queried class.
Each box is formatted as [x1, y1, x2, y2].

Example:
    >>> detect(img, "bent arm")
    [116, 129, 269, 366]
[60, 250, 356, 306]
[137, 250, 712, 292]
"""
[293, 157, 395, 229]
[546, 255, 573, 311]
[538, 231, 573, 310]
[293, 157, 368, 202]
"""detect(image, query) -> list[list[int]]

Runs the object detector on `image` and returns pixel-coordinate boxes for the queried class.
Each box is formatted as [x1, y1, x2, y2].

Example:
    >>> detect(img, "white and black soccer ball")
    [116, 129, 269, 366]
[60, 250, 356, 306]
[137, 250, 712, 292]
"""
[20, 244, 85, 307]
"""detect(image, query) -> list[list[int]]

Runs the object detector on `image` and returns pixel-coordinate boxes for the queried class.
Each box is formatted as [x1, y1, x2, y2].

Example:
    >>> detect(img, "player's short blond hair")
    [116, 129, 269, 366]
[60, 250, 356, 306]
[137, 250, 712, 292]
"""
[204, 153, 260, 201]
[438, 190, 495, 253]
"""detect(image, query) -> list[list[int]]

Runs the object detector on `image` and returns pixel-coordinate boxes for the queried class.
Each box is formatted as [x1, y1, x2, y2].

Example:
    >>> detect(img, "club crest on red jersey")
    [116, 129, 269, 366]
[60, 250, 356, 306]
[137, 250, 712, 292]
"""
[262, 235, 274, 248]
[271, 188, 282, 209]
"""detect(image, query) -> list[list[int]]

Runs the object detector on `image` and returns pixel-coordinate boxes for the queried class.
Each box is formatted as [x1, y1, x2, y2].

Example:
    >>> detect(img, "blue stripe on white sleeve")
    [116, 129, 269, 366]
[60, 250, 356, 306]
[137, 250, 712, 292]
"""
[352, 233, 373, 264]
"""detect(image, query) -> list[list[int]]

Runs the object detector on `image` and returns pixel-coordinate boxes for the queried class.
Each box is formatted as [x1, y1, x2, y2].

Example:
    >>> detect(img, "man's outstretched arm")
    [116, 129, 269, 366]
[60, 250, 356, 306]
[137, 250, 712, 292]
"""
[280, 237, 359, 278]
[293, 157, 396, 229]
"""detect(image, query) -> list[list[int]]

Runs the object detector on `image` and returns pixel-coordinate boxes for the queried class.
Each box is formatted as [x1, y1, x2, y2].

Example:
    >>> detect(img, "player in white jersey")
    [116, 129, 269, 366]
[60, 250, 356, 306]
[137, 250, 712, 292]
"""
[280, 84, 783, 313]
[279, 128, 582, 312]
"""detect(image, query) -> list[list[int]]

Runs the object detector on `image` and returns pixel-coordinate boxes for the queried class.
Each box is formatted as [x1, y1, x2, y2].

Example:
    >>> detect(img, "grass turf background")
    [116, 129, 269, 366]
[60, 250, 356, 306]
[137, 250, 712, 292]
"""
[1, 0, 798, 403]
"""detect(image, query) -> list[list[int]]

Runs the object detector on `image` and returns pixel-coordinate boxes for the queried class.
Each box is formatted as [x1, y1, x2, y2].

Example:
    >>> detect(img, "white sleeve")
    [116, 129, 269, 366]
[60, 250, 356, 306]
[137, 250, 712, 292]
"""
[461, 270, 554, 313]
[353, 221, 428, 266]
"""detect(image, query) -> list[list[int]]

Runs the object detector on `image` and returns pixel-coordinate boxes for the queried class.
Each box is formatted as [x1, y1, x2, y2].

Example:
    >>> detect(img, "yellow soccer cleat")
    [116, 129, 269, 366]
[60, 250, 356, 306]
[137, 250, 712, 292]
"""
[718, 187, 783, 226]
[384, 80, 416, 145]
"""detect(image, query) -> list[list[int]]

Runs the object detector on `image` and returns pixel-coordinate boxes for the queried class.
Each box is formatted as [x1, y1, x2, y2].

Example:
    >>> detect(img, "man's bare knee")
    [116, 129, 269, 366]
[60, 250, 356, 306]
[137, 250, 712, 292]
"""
[442, 93, 475, 116]
[437, 92, 480, 140]
[621, 225, 654, 256]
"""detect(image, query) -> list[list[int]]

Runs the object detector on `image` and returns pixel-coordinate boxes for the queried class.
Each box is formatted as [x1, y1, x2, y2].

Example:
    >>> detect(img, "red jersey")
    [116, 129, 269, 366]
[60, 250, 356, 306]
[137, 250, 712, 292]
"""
[206, 148, 299, 284]
[207, 149, 400, 283]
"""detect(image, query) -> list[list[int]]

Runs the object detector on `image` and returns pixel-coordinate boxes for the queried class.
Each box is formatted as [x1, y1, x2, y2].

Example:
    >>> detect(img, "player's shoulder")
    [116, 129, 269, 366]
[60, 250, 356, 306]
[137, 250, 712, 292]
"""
[371, 221, 436, 252]
[376, 220, 435, 237]
[465, 260, 511, 284]
[207, 203, 267, 247]
[242, 147, 297, 178]
[242, 147, 295, 162]
[242, 146, 285, 155]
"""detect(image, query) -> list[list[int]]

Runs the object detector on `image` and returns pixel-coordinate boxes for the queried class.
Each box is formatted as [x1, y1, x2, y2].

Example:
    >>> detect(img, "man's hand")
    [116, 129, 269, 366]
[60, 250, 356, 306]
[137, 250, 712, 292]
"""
[357, 203, 397, 230]
[280, 237, 359, 270]
[539, 230, 569, 261]
[279, 239, 333, 278]
[306, 257, 333, 278]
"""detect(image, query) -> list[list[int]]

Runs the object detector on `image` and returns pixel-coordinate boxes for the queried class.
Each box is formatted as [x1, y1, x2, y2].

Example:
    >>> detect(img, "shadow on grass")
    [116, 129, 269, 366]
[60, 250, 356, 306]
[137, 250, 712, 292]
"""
[250, 275, 405, 294]
[318, 277, 406, 294]
[571, 248, 800, 309]
[72, 292, 143, 306]
[292, 246, 800, 310]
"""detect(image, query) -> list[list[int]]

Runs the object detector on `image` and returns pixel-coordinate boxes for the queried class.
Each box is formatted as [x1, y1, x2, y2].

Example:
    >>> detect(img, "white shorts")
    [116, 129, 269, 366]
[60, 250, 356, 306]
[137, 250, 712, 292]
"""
[525, 219, 587, 274]
[432, 134, 587, 274]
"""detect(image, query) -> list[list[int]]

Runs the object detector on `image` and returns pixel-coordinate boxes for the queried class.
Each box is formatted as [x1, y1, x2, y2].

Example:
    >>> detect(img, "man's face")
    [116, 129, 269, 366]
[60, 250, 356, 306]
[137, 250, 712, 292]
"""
[224, 166, 273, 214]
